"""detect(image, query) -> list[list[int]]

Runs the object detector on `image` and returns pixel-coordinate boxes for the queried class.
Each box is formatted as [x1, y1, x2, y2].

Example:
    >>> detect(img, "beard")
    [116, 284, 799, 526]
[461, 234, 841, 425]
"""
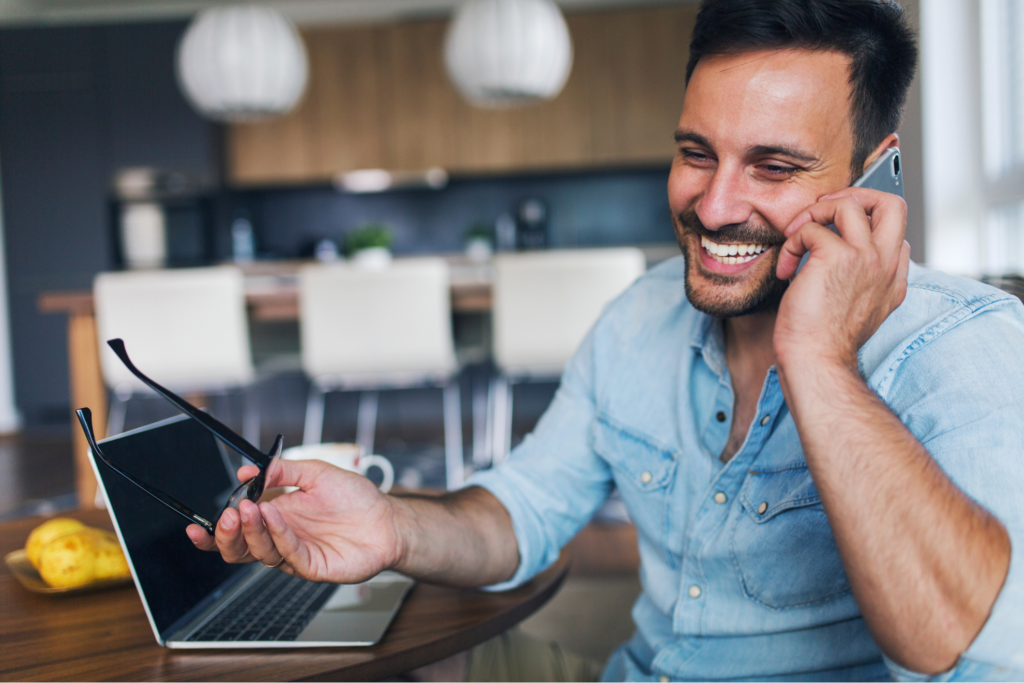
[674, 209, 789, 318]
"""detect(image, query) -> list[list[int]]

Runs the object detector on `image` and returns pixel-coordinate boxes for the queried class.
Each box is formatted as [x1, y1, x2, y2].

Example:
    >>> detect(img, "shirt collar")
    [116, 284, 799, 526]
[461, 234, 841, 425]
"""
[689, 312, 727, 378]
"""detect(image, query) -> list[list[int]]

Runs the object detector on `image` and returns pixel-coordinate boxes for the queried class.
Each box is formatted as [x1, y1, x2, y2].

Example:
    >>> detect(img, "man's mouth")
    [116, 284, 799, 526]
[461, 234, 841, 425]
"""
[700, 235, 771, 265]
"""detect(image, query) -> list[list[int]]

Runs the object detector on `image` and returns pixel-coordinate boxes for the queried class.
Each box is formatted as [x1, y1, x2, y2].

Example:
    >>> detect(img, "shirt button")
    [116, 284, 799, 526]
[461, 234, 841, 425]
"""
[760, 414, 771, 426]
[758, 501, 768, 514]
[716, 411, 727, 422]
[688, 584, 702, 598]
[660, 676, 671, 683]
[641, 471, 652, 484]
[713, 492, 727, 504]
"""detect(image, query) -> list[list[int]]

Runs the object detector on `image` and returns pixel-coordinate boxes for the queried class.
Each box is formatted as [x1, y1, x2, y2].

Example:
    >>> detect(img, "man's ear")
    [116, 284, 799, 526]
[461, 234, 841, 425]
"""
[861, 133, 900, 174]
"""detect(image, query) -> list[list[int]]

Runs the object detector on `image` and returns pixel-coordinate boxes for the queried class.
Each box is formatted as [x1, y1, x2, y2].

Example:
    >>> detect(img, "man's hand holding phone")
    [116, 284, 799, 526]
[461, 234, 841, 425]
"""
[773, 186, 912, 373]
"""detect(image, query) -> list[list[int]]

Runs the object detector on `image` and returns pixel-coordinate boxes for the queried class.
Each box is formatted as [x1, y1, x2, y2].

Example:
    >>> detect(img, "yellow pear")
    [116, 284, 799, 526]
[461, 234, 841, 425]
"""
[25, 518, 86, 570]
[92, 534, 130, 580]
[37, 530, 98, 588]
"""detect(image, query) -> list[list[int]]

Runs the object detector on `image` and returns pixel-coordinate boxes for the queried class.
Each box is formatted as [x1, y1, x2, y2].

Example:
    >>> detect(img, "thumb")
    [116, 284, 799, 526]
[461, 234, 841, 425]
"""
[262, 458, 341, 491]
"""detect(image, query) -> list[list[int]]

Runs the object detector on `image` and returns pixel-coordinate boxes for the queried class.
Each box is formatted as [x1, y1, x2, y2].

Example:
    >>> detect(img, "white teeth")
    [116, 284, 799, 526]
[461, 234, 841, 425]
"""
[700, 236, 770, 265]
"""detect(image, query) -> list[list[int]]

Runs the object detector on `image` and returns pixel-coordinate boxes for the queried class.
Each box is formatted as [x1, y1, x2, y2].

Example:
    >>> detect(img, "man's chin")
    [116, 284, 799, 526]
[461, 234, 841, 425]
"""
[682, 248, 788, 318]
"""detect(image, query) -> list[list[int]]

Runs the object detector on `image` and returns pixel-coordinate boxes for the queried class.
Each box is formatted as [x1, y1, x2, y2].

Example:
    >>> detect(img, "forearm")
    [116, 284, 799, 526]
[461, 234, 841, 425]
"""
[780, 358, 1010, 674]
[389, 486, 519, 587]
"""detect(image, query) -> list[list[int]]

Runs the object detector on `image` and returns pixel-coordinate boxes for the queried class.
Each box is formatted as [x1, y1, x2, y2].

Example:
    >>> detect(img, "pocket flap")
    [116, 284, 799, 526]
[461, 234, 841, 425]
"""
[739, 465, 821, 522]
[591, 414, 676, 491]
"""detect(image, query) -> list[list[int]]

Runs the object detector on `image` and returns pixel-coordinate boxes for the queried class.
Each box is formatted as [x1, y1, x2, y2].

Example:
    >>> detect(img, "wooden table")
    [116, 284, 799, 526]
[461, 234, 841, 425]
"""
[0, 509, 570, 682]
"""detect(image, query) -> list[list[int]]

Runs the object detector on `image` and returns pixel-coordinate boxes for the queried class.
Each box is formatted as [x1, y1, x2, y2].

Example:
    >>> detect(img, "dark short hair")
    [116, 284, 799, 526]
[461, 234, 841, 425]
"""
[686, 0, 918, 177]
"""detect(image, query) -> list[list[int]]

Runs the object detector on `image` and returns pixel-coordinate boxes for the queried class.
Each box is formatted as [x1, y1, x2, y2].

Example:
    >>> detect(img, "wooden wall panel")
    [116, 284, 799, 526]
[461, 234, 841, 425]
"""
[226, 5, 699, 186]
[307, 26, 390, 177]
[380, 20, 461, 171]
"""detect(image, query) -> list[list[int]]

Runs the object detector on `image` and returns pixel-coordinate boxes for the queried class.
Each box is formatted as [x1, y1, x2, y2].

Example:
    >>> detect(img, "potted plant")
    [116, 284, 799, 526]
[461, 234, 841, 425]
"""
[345, 223, 394, 268]
[464, 222, 494, 263]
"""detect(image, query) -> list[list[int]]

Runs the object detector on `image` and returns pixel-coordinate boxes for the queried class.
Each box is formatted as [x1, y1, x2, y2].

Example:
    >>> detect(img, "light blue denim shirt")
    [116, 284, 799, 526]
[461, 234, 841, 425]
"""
[469, 258, 1024, 682]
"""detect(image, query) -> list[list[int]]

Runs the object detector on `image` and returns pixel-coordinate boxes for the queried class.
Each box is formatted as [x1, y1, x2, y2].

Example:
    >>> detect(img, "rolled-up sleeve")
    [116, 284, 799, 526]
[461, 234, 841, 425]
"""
[881, 300, 1024, 680]
[467, 328, 615, 591]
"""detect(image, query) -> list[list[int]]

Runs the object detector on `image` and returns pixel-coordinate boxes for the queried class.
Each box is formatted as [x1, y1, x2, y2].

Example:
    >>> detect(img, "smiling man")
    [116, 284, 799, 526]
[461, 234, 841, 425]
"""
[189, 0, 1024, 680]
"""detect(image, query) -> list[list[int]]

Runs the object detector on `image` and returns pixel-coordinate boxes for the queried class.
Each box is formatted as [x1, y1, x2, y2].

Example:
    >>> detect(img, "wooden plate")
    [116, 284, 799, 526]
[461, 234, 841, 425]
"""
[4, 549, 133, 595]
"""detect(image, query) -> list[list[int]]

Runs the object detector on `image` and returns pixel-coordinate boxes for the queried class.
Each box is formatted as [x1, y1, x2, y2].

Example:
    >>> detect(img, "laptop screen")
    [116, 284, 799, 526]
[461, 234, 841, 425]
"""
[95, 415, 248, 636]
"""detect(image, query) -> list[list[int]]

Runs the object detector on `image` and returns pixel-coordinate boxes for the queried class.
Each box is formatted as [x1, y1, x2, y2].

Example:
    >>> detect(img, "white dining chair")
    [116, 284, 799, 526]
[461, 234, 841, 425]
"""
[298, 257, 464, 490]
[484, 248, 646, 466]
[93, 266, 258, 444]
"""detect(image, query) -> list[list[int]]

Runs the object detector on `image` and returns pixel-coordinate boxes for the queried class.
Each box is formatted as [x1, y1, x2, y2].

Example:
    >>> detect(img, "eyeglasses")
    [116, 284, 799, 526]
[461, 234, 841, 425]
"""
[76, 338, 283, 534]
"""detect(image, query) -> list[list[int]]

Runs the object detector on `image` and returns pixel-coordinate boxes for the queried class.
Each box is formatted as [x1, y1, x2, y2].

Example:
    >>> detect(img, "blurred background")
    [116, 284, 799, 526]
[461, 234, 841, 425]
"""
[0, 0, 1018, 521]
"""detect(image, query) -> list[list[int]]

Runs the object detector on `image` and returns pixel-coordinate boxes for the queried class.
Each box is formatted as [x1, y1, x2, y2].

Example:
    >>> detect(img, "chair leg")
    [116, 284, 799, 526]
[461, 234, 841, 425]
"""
[242, 385, 261, 449]
[502, 379, 514, 464]
[356, 390, 379, 456]
[106, 390, 130, 436]
[303, 383, 327, 445]
[472, 373, 491, 470]
[490, 375, 513, 465]
[443, 381, 464, 490]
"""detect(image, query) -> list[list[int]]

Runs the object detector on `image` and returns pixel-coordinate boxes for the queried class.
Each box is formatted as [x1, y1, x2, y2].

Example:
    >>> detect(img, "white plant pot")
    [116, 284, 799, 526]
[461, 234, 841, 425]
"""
[352, 247, 392, 269]
[465, 238, 493, 263]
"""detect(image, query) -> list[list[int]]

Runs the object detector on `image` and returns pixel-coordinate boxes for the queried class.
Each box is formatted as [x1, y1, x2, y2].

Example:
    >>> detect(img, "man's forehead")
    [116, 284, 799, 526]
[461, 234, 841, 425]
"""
[680, 48, 853, 157]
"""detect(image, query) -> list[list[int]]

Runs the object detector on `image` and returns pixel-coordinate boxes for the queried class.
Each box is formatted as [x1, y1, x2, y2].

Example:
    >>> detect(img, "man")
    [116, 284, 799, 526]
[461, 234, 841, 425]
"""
[188, 0, 1024, 679]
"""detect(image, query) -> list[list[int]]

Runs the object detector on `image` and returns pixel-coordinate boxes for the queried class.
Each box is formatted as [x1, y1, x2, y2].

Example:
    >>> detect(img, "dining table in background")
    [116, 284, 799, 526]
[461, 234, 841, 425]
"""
[37, 247, 679, 509]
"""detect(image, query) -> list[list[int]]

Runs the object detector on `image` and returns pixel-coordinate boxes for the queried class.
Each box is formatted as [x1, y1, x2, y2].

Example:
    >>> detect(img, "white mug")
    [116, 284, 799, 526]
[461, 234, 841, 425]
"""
[280, 443, 394, 493]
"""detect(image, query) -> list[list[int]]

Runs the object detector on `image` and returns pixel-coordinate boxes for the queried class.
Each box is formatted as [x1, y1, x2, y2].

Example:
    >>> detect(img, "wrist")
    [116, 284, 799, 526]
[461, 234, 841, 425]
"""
[777, 350, 864, 416]
[386, 495, 417, 575]
[776, 343, 859, 383]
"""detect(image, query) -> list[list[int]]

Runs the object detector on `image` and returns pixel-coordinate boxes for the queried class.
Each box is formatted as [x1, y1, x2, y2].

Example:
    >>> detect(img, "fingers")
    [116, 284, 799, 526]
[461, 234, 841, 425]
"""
[237, 464, 260, 482]
[893, 240, 911, 305]
[785, 195, 872, 250]
[212, 508, 255, 564]
[260, 502, 312, 574]
[799, 187, 907, 253]
[186, 524, 217, 551]
[776, 222, 845, 280]
[781, 188, 907, 281]
[236, 499, 286, 568]
[264, 458, 356, 492]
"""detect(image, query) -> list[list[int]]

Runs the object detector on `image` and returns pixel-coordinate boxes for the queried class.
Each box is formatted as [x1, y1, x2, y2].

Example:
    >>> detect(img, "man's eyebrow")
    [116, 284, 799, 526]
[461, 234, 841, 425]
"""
[674, 130, 712, 147]
[674, 130, 819, 164]
[748, 144, 818, 163]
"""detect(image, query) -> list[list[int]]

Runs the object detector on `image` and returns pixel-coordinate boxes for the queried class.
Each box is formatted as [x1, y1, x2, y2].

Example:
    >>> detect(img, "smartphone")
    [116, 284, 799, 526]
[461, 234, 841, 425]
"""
[795, 146, 903, 274]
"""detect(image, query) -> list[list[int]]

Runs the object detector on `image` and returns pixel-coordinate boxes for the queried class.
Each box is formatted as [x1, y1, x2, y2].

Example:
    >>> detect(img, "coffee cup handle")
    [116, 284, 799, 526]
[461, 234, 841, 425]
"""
[359, 454, 394, 493]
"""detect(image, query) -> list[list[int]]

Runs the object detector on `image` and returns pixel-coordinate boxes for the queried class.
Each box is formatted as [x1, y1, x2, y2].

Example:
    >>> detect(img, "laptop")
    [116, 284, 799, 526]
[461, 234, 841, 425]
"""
[89, 413, 414, 648]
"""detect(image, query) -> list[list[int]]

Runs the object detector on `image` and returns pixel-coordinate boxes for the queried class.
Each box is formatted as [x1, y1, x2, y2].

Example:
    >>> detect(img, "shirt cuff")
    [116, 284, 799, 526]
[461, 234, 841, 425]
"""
[963, 532, 1024, 669]
[883, 533, 1024, 681]
[884, 653, 1024, 682]
[464, 468, 560, 592]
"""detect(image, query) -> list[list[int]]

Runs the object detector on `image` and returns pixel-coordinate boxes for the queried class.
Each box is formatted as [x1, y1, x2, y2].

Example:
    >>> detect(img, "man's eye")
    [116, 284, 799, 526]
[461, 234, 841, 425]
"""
[759, 163, 797, 176]
[681, 149, 713, 163]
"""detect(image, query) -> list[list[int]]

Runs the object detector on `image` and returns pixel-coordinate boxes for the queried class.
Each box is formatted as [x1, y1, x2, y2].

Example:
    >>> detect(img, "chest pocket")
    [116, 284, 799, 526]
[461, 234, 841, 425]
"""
[592, 415, 677, 556]
[731, 465, 851, 610]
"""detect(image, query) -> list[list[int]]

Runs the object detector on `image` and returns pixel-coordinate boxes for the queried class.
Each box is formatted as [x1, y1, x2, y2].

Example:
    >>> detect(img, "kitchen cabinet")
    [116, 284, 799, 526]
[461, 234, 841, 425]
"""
[227, 5, 698, 186]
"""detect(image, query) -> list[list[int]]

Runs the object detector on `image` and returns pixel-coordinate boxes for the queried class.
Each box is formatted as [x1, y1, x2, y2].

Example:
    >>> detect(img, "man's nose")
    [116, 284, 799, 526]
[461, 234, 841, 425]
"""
[694, 164, 753, 231]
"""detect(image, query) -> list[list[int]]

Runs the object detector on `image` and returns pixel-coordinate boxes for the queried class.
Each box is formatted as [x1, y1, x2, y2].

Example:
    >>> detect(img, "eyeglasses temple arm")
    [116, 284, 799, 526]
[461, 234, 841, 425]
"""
[106, 338, 270, 469]
[76, 408, 217, 534]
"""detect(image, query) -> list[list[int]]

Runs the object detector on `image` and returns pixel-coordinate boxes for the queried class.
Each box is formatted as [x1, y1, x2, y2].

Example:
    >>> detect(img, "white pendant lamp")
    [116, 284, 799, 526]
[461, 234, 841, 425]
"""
[444, 0, 573, 109]
[176, 5, 308, 123]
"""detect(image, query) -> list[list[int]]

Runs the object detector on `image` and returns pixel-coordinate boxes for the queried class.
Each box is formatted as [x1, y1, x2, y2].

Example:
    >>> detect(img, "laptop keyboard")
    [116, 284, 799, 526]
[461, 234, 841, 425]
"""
[185, 569, 336, 642]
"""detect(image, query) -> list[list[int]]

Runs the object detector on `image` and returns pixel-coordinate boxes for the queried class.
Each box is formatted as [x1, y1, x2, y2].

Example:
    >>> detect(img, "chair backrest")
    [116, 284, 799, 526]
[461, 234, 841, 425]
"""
[492, 248, 646, 376]
[298, 258, 457, 385]
[94, 266, 255, 394]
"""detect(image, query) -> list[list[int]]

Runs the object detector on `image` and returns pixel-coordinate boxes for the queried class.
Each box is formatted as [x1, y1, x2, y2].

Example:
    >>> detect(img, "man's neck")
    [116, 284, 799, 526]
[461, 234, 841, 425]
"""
[718, 311, 777, 463]
[723, 310, 777, 373]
